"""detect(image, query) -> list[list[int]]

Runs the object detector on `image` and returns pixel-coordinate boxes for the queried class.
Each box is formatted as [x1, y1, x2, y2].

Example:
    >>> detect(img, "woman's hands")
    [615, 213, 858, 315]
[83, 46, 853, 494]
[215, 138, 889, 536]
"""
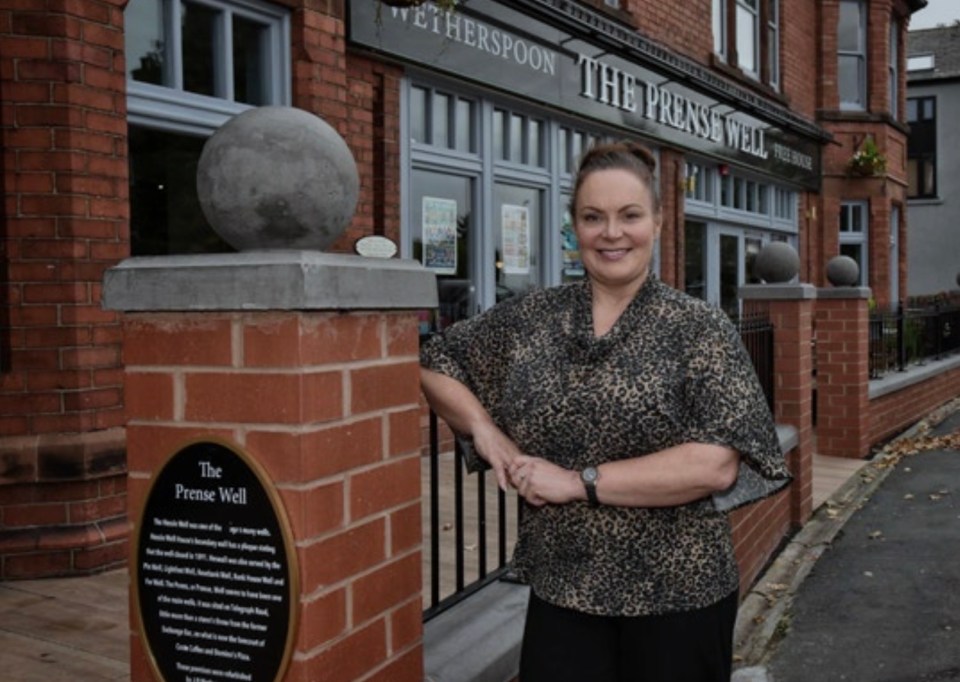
[507, 456, 583, 507]
[470, 420, 525, 491]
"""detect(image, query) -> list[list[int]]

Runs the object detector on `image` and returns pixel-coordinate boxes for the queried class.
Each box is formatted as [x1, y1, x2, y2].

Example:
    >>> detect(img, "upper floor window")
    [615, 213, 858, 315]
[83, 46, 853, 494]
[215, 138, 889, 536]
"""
[713, 0, 780, 88]
[838, 0, 867, 110]
[907, 96, 937, 199]
[125, 0, 291, 255]
[839, 201, 869, 286]
[889, 19, 899, 119]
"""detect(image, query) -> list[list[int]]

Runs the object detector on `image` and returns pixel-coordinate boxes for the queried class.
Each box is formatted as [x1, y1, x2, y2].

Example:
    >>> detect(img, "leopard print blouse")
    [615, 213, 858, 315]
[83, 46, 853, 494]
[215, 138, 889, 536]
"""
[420, 275, 792, 616]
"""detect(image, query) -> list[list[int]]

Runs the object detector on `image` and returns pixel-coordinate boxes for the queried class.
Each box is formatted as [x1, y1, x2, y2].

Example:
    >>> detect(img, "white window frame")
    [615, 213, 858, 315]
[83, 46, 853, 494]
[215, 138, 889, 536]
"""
[839, 201, 869, 286]
[713, 0, 727, 59]
[888, 18, 899, 120]
[735, 0, 760, 78]
[767, 0, 780, 90]
[126, 0, 291, 135]
[838, 0, 867, 111]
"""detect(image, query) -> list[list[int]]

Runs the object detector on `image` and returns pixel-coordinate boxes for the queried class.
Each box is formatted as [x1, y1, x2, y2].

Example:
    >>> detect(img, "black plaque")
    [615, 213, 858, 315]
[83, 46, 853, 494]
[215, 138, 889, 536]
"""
[134, 440, 298, 682]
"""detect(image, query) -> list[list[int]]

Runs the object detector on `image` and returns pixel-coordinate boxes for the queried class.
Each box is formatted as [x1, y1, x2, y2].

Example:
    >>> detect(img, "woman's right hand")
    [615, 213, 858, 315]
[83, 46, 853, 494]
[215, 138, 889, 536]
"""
[470, 419, 524, 491]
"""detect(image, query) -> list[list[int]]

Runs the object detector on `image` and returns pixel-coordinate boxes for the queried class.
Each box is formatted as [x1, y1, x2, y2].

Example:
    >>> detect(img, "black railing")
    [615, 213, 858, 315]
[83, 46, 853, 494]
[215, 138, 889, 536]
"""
[869, 304, 960, 379]
[422, 410, 521, 622]
[734, 312, 776, 413]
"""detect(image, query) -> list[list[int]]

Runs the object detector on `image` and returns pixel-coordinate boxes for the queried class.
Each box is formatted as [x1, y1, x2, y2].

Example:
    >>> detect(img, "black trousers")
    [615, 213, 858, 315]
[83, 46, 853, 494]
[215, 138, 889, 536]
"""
[518, 589, 738, 682]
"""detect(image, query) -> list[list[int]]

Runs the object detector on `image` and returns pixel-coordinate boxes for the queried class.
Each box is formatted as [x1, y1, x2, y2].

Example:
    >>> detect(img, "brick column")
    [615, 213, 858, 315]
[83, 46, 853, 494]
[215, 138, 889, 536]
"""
[741, 284, 816, 527]
[0, 0, 130, 579]
[104, 251, 436, 682]
[815, 287, 871, 459]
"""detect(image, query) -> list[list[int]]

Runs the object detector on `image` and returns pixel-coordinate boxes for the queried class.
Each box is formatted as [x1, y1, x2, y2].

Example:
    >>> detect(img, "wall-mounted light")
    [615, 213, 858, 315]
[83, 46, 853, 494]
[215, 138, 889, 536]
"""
[806, 205, 817, 220]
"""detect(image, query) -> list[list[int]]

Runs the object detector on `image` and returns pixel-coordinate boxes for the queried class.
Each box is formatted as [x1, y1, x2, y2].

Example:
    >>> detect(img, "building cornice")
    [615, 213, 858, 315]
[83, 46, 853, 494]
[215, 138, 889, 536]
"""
[511, 0, 831, 143]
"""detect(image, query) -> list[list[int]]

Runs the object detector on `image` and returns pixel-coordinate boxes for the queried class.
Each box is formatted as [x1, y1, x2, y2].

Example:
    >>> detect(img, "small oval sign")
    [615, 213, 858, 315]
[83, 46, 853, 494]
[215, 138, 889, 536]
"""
[354, 235, 398, 259]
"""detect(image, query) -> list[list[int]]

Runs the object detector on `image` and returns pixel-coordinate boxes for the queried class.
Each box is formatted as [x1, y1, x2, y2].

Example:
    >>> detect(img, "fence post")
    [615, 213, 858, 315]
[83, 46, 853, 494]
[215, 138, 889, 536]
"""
[103, 252, 437, 682]
[815, 287, 872, 459]
[740, 284, 816, 527]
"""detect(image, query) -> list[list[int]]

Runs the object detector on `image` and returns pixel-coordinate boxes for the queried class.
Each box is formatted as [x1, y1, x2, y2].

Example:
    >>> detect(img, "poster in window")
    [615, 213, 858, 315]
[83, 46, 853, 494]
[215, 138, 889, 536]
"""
[501, 204, 530, 275]
[422, 196, 458, 274]
[561, 208, 584, 279]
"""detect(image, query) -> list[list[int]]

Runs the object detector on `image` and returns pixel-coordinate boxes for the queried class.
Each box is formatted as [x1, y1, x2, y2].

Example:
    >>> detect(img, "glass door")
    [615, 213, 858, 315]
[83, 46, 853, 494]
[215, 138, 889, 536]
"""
[684, 220, 707, 301]
[411, 168, 476, 331]
[492, 183, 544, 303]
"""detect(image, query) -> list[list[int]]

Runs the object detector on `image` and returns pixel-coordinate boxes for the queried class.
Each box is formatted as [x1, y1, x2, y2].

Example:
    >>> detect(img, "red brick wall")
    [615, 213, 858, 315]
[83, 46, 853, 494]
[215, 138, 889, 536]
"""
[0, 0, 130, 579]
[815, 296, 872, 458]
[123, 310, 424, 682]
[0, 0, 128, 437]
[869, 365, 960, 446]
[731, 488, 791, 595]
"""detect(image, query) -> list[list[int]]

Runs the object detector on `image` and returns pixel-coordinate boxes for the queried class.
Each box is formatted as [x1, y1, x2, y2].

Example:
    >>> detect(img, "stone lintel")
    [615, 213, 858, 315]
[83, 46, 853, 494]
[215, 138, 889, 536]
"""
[738, 283, 817, 301]
[102, 251, 439, 312]
[816, 286, 872, 300]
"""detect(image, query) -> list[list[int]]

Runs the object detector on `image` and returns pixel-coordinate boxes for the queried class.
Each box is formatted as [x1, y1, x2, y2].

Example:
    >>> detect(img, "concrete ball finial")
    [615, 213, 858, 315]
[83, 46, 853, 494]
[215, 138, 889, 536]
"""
[826, 255, 860, 286]
[196, 106, 359, 251]
[753, 242, 800, 283]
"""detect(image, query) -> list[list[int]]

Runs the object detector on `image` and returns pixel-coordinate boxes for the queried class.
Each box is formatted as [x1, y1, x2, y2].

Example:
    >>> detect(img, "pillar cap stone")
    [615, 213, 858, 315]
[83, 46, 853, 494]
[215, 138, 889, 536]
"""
[739, 283, 816, 300]
[102, 251, 438, 312]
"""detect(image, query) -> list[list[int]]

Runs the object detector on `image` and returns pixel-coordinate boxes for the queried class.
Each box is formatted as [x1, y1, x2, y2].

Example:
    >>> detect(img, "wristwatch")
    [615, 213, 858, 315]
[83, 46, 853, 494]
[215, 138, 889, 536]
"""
[580, 466, 600, 507]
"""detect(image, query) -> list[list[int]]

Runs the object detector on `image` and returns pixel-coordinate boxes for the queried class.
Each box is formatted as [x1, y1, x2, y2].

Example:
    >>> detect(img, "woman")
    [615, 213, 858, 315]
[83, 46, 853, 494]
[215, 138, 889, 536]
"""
[420, 141, 791, 681]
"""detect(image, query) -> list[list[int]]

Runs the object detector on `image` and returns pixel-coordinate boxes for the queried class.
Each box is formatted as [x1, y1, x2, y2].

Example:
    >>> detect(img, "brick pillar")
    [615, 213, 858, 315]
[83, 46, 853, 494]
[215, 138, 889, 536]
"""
[0, 0, 130, 579]
[815, 288, 872, 459]
[741, 284, 816, 527]
[104, 252, 436, 682]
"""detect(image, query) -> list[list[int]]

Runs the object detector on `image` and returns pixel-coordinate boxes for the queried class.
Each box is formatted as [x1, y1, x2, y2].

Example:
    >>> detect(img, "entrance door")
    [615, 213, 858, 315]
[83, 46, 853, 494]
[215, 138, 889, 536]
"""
[411, 168, 476, 330]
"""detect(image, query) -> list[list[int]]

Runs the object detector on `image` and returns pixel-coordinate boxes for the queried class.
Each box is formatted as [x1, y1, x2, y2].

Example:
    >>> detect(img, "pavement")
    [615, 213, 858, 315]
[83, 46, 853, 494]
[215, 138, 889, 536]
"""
[733, 397, 960, 682]
[2, 398, 959, 682]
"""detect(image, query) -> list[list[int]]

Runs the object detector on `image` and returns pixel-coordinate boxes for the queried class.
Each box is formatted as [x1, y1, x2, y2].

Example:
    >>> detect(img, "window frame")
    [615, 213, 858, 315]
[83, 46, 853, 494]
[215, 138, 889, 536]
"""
[888, 18, 899, 120]
[713, 0, 779, 89]
[126, 0, 291, 136]
[839, 200, 869, 286]
[837, 0, 867, 111]
[906, 95, 937, 199]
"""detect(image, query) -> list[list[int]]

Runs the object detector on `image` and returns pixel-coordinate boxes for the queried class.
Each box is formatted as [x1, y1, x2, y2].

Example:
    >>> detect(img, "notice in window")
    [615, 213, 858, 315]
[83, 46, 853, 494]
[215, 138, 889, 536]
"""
[422, 196, 458, 275]
[501, 204, 530, 275]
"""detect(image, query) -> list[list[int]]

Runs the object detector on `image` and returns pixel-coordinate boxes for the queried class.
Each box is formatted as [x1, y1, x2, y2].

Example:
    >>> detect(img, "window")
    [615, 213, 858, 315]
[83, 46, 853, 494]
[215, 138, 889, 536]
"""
[839, 201, 868, 286]
[766, 0, 779, 90]
[889, 19, 899, 119]
[907, 96, 936, 198]
[713, 0, 779, 87]
[838, 0, 867, 110]
[125, 0, 291, 255]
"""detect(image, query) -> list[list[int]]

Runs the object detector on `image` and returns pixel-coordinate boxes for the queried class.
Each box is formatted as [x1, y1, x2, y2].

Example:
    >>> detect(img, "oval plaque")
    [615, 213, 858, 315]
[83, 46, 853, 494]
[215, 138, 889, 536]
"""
[133, 440, 298, 682]
[354, 235, 398, 259]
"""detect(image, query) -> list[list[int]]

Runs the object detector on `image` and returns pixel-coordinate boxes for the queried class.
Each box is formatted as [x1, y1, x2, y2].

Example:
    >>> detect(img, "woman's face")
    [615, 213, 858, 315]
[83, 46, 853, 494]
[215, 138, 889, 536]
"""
[573, 168, 662, 294]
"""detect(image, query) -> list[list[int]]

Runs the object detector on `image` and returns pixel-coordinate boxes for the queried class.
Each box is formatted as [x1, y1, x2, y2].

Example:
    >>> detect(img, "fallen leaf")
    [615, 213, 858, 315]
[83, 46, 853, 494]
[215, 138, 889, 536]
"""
[868, 530, 883, 539]
[904, 493, 915, 500]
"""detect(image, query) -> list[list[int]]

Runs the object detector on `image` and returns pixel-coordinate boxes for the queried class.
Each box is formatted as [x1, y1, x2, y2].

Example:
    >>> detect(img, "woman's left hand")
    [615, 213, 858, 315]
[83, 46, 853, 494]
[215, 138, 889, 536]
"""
[508, 456, 582, 507]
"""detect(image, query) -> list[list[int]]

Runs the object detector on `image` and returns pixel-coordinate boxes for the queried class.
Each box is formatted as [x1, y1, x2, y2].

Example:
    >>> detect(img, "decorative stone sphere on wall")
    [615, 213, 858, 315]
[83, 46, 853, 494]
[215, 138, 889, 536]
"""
[956, 271, 960, 288]
[826, 255, 860, 287]
[753, 242, 800, 283]
[196, 106, 359, 251]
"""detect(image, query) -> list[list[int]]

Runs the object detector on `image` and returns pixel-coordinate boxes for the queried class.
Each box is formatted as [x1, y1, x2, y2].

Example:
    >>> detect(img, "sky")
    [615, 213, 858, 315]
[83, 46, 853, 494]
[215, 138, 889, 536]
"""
[909, 0, 960, 29]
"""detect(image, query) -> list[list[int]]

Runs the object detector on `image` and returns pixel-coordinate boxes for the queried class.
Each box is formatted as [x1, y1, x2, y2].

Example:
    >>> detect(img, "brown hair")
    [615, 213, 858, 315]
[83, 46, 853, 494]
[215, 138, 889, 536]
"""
[569, 140, 660, 215]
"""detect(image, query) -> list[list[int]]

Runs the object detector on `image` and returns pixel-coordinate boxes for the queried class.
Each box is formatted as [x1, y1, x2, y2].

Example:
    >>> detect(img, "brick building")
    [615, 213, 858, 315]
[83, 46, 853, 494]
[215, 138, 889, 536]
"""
[0, 0, 925, 580]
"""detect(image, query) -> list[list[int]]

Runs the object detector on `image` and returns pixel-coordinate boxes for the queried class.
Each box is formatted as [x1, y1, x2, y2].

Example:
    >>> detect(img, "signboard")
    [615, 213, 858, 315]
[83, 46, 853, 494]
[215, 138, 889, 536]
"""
[349, 0, 823, 188]
[133, 440, 298, 682]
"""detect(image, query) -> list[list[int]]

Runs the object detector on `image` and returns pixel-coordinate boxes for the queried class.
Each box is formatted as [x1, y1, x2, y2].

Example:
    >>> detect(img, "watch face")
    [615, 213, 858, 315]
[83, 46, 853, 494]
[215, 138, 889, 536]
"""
[582, 466, 598, 483]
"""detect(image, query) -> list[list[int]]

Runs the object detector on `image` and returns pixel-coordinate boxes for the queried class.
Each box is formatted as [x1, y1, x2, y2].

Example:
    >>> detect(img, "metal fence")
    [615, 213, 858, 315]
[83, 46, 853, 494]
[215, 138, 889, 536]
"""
[869, 304, 960, 379]
[733, 312, 776, 413]
[421, 311, 775, 621]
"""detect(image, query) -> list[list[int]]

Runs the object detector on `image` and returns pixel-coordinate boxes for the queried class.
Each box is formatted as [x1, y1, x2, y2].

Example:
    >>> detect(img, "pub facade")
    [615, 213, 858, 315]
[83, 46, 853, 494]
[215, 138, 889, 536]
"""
[0, 0, 923, 577]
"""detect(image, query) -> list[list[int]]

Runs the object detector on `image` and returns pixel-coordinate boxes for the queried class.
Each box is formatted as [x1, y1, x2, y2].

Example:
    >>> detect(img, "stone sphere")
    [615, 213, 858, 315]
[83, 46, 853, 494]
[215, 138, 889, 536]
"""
[197, 106, 359, 251]
[753, 242, 800, 283]
[826, 255, 860, 286]
[956, 271, 960, 288]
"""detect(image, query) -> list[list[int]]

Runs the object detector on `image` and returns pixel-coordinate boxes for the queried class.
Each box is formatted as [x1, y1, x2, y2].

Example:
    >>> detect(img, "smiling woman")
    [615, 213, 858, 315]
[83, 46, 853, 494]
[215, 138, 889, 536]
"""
[419, 140, 791, 682]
